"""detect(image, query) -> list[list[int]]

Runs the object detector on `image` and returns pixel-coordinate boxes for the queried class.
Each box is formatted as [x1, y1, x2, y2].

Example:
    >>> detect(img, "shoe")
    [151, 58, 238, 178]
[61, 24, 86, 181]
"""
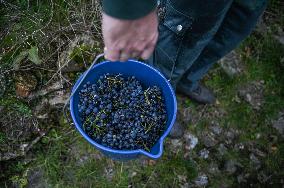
[169, 121, 185, 139]
[177, 84, 216, 104]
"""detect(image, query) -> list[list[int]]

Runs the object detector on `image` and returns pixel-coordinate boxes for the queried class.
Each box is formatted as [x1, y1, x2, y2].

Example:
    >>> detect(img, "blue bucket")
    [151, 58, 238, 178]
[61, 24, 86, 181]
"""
[70, 58, 177, 160]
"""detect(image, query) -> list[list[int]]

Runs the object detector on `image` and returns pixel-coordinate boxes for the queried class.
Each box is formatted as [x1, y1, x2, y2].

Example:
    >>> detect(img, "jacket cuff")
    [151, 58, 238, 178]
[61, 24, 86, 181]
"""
[102, 0, 157, 20]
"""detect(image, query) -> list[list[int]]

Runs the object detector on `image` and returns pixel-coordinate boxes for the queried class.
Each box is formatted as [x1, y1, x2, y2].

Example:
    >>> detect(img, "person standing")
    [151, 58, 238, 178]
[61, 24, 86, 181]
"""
[101, 0, 268, 137]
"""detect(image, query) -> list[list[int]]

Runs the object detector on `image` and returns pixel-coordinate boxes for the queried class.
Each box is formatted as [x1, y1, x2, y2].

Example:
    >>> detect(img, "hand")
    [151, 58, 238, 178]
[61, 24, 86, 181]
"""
[102, 9, 158, 62]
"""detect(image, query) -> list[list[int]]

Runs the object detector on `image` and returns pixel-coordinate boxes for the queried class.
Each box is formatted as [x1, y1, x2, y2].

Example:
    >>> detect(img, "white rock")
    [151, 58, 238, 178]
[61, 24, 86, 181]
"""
[184, 133, 198, 151]
[194, 174, 208, 187]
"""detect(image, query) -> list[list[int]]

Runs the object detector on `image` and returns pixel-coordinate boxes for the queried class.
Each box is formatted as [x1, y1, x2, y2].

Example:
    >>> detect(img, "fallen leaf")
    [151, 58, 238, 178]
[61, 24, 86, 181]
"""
[28, 46, 41, 65]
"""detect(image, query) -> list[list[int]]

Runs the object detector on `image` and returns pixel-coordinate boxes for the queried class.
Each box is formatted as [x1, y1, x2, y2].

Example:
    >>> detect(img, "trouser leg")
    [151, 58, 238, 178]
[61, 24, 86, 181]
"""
[146, 0, 233, 89]
[177, 0, 268, 92]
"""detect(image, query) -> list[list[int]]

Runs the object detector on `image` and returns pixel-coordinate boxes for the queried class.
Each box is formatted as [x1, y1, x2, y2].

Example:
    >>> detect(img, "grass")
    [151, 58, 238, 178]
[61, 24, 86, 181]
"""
[30, 120, 199, 187]
[202, 32, 284, 186]
[1, 0, 284, 187]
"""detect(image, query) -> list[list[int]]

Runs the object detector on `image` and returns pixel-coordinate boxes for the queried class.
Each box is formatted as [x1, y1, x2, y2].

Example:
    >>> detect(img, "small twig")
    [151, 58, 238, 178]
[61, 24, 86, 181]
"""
[144, 88, 151, 105]
[143, 167, 156, 188]
[145, 123, 154, 134]
[142, 142, 150, 152]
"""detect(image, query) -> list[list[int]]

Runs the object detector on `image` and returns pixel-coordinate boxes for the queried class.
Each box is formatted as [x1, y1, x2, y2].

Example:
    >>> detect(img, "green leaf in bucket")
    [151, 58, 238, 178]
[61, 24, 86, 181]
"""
[28, 46, 41, 65]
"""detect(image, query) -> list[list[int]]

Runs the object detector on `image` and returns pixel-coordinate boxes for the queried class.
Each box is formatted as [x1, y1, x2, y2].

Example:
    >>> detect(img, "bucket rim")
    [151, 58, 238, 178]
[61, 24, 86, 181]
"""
[70, 59, 177, 159]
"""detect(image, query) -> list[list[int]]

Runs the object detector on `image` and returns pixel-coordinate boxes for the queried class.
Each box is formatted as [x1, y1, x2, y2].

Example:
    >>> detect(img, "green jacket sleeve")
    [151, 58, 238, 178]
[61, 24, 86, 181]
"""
[102, 0, 157, 20]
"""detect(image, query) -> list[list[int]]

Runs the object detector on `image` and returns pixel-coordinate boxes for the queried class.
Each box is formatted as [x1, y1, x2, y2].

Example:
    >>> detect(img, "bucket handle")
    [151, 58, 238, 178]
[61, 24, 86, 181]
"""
[156, 45, 176, 83]
[63, 53, 105, 125]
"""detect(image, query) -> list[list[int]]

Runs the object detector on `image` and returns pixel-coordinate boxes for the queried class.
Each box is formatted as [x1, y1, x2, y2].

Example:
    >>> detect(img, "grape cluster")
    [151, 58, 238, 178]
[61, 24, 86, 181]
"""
[78, 74, 167, 151]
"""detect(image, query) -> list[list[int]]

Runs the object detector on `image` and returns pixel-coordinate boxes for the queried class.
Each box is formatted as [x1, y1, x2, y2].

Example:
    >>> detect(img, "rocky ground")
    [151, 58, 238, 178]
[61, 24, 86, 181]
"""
[0, 1, 284, 188]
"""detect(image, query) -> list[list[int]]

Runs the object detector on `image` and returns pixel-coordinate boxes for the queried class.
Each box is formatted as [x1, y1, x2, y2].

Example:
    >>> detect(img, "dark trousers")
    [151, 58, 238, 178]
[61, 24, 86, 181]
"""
[147, 0, 267, 91]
